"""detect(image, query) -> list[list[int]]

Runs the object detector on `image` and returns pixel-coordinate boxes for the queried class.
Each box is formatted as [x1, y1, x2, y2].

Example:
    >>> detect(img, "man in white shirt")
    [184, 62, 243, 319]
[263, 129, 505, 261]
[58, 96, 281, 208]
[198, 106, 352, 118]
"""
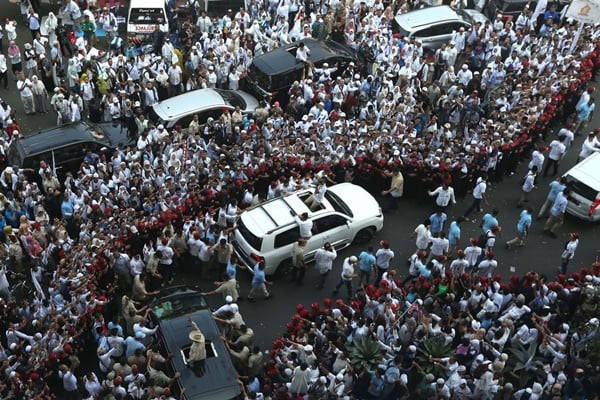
[463, 174, 488, 219]
[428, 183, 456, 211]
[542, 135, 567, 177]
[333, 255, 358, 299]
[314, 242, 337, 289]
[375, 240, 394, 284]
[295, 41, 310, 62]
[292, 211, 313, 239]
[517, 165, 537, 207]
[577, 130, 600, 162]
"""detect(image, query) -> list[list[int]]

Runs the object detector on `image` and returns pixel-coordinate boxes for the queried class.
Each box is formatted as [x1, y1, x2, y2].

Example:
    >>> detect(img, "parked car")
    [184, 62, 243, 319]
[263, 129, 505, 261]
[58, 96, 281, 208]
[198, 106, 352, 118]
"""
[151, 88, 259, 128]
[392, 5, 489, 53]
[148, 286, 242, 400]
[7, 121, 130, 176]
[232, 182, 384, 275]
[562, 152, 600, 222]
[244, 38, 359, 101]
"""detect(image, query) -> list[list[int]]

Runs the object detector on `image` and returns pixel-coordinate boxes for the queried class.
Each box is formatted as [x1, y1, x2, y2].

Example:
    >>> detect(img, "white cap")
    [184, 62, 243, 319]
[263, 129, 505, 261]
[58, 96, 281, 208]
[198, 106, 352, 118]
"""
[225, 296, 233, 303]
[349, 256, 358, 263]
[231, 304, 239, 313]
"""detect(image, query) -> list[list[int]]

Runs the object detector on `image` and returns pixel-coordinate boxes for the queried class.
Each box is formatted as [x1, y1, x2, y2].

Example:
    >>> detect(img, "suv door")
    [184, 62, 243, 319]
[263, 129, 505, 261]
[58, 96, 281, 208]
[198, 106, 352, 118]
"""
[312, 214, 351, 250]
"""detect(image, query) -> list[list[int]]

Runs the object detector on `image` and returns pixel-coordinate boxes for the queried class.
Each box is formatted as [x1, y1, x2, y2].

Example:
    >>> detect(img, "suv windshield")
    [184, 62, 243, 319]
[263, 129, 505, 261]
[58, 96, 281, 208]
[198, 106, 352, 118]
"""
[325, 191, 353, 217]
[248, 65, 272, 90]
[237, 219, 263, 251]
[152, 294, 208, 320]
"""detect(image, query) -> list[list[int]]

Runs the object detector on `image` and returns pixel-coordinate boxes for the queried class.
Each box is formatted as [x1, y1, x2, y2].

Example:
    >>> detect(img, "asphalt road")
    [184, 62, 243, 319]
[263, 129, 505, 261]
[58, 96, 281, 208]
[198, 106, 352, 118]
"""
[4, 2, 599, 352]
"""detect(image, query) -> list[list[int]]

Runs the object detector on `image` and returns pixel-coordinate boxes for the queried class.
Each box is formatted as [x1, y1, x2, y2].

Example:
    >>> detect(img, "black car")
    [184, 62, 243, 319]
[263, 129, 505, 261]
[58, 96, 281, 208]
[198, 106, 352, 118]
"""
[483, 0, 569, 21]
[244, 38, 358, 101]
[7, 121, 131, 176]
[148, 286, 241, 400]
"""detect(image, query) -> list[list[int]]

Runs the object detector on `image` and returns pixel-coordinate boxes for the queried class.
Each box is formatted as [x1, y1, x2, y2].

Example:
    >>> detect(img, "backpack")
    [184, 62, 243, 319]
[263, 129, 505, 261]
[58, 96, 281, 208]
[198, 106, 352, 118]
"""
[477, 232, 488, 248]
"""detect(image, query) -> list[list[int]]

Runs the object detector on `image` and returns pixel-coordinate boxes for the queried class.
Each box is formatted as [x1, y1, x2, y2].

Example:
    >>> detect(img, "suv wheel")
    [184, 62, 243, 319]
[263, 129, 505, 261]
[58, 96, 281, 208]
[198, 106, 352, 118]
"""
[275, 258, 293, 278]
[353, 227, 375, 244]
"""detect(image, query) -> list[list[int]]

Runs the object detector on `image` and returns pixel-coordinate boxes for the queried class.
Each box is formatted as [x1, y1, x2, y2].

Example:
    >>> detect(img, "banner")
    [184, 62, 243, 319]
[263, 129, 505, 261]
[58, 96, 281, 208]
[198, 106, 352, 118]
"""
[566, 0, 600, 24]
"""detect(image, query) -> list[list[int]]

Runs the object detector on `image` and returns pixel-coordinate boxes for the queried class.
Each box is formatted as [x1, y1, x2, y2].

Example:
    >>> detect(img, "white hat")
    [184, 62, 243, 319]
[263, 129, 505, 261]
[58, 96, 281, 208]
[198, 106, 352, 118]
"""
[408, 345, 416, 352]
[437, 378, 445, 385]
[532, 383, 543, 394]
[349, 256, 358, 263]
[304, 345, 313, 352]
[225, 295, 233, 303]
[336, 374, 344, 381]
[320, 376, 327, 384]
[231, 304, 239, 313]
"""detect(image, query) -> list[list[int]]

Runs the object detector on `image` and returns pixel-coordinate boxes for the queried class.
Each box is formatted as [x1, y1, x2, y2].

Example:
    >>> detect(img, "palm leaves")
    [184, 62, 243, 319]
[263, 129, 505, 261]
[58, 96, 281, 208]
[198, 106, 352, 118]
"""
[416, 337, 454, 376]
[347, 335, 385, 371]
[506, 344, 547, 387]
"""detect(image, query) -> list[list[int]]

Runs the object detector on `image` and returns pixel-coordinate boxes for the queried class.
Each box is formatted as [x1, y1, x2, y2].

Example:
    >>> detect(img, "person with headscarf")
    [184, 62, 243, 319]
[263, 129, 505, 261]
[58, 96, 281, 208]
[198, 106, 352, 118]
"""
[7, 41, 21, 78]
[44, 12, 58, 46]
[30, 75, 47, 113]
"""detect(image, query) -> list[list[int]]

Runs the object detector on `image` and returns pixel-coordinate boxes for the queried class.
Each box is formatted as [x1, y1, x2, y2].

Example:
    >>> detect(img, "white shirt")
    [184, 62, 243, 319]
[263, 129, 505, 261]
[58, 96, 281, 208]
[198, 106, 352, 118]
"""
[429, 186, 456, 207]
[548, 139, 566, 161]
[340, 258, 355, 281]
[295, 216, 313, 238]
[473, 179, 487, 199]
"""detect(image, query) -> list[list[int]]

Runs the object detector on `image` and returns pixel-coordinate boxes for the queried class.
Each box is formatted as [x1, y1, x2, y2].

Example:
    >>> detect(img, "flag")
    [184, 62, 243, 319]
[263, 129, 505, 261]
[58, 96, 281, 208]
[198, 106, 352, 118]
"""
[566, 0, 600, 24]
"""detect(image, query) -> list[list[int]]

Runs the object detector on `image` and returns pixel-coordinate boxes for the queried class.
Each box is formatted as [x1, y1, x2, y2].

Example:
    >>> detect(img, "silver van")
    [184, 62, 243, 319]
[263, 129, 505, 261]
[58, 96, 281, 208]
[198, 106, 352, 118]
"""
[563, 152, 600, 222]
[392, 6, 489, 53]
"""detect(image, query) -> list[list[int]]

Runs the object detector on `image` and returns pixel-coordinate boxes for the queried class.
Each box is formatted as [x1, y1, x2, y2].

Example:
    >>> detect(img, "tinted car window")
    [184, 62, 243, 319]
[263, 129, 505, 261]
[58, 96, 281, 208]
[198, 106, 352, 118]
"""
[314, 215, 347, 233]
[274, 226, 300, 248]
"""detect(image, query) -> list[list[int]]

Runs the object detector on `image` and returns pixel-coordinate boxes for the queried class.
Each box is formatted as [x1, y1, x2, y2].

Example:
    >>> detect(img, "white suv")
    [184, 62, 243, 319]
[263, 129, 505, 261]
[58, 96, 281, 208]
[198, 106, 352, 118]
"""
[232, 183, 384, 275]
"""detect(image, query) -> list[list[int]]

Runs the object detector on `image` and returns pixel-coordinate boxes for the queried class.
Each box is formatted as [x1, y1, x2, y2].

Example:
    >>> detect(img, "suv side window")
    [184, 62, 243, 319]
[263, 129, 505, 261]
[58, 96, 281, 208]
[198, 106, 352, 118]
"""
[274, 226, 300, 248]
[314, 215, 347, 233]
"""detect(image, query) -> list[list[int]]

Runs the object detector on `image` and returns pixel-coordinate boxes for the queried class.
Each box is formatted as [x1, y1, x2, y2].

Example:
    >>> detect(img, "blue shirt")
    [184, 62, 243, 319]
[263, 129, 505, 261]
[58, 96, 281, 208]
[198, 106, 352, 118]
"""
[251, 263, 266, 288]
[547, 180, 566, 202]
[226, 260, 237, 279]
[448, 221, 461, 245]
[551, 192, 568, 216]
[517, 209, 532, 233]
[429, 212, 447, 234]
[481, 213, 498, 233]
[358, 251, 376, 272]
[124, 336, 145, 358]
[368, 372, 385, 397]
[61, 200, 74, 219]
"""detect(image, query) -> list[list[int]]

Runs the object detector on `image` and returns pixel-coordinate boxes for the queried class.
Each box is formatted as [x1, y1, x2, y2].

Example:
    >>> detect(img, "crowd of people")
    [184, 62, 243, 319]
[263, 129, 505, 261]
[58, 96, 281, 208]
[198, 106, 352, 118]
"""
[0, 0, 600, 398]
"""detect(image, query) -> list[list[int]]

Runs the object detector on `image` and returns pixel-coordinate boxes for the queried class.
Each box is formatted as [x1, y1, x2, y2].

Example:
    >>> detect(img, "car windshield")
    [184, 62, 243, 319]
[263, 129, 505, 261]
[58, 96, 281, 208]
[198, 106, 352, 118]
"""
[248, 64, 272, 90]
[215, 89, 247, 109]
[152, 293, 209, 320]
[325, 190, 353, 218]
[237, 219, 263, 251]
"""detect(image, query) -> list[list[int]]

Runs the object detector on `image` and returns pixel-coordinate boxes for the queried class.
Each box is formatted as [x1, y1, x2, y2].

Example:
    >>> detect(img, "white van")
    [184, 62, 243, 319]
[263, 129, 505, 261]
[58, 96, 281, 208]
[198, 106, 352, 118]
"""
[563, 152, 600, 221]
[127, 0, 169, 40]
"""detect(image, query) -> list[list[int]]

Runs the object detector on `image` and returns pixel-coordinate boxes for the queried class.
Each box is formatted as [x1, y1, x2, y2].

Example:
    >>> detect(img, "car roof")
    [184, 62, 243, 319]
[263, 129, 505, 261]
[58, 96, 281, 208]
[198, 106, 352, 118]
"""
[14, 121, 109, 156]
[152, 88, 231, 121]
[251, 39, 355, 75]
[158, 308, 241, 400]
[394, 5, 467, 29]
[241, 189, 317, 235]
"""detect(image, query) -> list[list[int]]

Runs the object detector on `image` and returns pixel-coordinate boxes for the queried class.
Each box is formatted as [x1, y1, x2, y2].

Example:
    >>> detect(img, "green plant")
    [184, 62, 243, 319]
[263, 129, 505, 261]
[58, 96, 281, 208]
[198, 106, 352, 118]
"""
[347, 335, 385, 371]
[506, 344, 548, 387]
[416, 337, 454, 376]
